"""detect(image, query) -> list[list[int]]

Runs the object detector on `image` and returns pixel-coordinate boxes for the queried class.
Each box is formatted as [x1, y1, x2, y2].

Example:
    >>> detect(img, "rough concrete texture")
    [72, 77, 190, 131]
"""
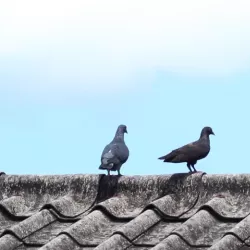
[0, 173, 249, 249]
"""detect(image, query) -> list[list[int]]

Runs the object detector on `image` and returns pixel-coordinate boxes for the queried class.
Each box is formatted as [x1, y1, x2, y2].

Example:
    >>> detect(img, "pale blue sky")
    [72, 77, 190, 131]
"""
[0, 1, 249, 175]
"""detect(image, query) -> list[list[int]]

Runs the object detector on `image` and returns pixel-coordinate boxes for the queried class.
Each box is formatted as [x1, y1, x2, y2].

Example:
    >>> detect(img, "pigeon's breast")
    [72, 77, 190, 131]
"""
[196, 144, 210, 160]
[119, 144, 129, 163]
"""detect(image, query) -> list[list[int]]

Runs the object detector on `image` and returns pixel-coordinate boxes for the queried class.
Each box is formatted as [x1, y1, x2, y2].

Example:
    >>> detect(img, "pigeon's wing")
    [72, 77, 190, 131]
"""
[159, 140, 209, 163]
[111, 142, 129, 160]
[100, 143, 125, 170]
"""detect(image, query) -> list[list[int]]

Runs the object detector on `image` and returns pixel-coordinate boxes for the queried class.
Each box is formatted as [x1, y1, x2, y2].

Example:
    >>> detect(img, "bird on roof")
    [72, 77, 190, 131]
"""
[99, 124, 129, 176]
[158, 126, 215, 173]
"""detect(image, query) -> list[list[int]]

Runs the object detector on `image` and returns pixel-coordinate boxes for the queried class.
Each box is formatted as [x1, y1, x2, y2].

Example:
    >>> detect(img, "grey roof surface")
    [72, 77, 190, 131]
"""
[0, 173, 249, 249]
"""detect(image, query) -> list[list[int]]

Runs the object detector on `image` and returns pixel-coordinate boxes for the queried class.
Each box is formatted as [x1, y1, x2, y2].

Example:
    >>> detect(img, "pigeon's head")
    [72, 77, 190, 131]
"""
[117, 124, 128, 134]
[201, 126, 215, 137]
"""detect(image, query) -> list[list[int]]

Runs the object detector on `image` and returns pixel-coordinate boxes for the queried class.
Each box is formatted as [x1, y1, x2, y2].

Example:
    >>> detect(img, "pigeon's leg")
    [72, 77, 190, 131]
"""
[191, 164, 197, 172]
[192, 166, 197, 172]
[117, 164, 122, 176]
[107, 169, 110, 176]
[117, 169, 122, 176]
[187, 163, 193, 173]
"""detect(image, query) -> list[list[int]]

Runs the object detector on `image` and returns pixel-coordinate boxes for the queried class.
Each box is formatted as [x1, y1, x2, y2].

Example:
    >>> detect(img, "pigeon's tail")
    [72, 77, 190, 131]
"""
[158, 152, 176, 162]
[99, 164, 107, 170]
[158, 155, 170, 162]
[99, 163, 114, 170]
[158, 155, 166, 160]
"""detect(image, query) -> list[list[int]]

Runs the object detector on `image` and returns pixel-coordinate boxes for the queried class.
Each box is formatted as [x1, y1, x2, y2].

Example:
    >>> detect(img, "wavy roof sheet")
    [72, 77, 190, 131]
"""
[0, 173, 249, 250]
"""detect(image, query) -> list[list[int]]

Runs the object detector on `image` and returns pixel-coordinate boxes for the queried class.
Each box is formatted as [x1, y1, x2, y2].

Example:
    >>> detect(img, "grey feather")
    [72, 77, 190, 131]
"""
[99, 125, 129, 176]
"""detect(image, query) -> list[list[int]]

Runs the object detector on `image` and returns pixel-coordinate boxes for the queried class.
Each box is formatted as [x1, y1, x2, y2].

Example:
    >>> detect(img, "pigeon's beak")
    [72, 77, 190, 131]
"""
[211, 131, 215, 135]
[125, 128, 128, 134]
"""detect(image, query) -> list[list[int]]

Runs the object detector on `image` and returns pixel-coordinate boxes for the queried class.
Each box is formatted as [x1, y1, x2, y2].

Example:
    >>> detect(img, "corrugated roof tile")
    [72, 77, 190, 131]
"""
[24, 221, 73, 245]
[0, 234, 22, 250]
[1, 210, 56, 240]
[173, 209, 236, 246]
[40, 234, 82, 250]
[151, 234, 201, 250]
[0, 173, 249, 249]
[226, 213, 250, 241]
[208, 234, 244, 250]
[115, 209, 160, 241]
[94, 234, 131, 250]
[62, 210, 124, 245]
[133, 221, 182, 245]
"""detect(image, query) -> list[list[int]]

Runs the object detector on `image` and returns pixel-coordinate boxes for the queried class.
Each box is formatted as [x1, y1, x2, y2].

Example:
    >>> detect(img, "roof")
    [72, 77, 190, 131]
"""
[0, 173, 249, 250]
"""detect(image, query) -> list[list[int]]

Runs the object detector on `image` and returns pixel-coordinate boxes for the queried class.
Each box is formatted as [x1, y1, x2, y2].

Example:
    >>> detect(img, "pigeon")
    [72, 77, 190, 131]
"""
[158, 126, 215, 172]
[99, 125, 129, 176]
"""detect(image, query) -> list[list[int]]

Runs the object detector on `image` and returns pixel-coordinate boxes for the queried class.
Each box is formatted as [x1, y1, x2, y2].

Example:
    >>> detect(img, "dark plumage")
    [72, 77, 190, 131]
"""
[158, 126, 215, 172]
[99, 125, 129, 176]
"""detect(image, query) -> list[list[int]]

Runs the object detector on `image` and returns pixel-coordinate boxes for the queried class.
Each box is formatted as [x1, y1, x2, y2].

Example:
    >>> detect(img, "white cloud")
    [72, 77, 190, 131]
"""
[0, 0, 250, 96]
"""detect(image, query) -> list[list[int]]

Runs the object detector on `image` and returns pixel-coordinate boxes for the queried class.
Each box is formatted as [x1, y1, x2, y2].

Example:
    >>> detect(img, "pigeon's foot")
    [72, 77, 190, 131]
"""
[117, 169, 122, 176]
